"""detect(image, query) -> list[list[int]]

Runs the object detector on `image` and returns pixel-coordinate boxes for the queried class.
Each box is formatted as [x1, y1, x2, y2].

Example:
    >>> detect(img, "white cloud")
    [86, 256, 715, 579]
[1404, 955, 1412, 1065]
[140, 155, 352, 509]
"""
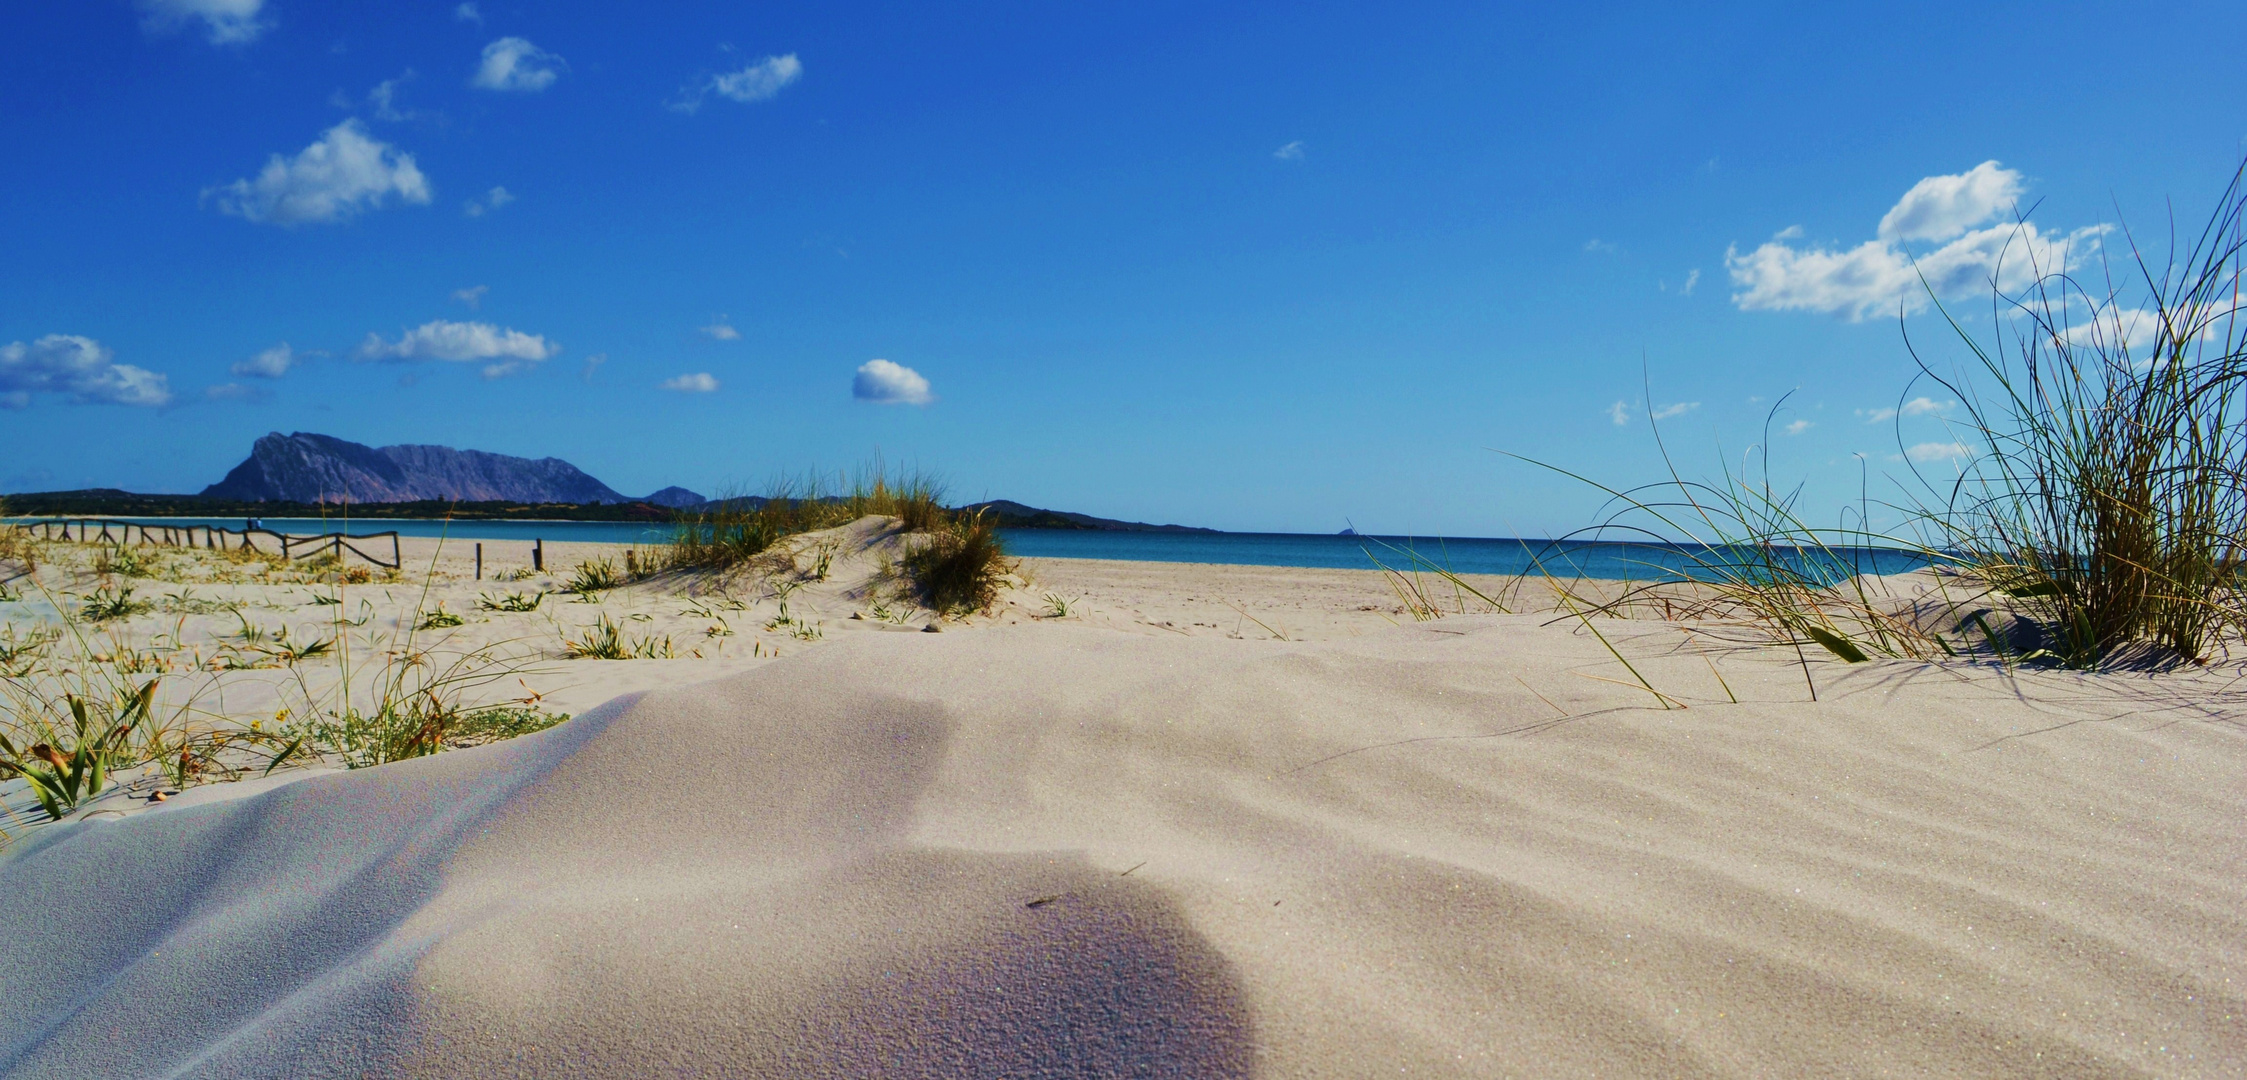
[1906, 441, 1976, 463]
[204, 383, 265, 402]
[0, 335, 172, 408]
[454, 2, 482, 23]
[1650, 401, 1699, 420]
[2062, 304, 2178, 357]
[1782, 419, 1813, 436]
[1680, 268, 1700, 296]
[661, 372, 720, 393]
[462, 185, 514, 217]
[473, 37, 565, 92]
[1273, 140, 1305, 161]
[580, 353, 606, 382]
[139, 0, 267, 45]
[1858, 396, 1954, 424]
[1606, 400, 1630, 426]
[368, 72, 417, 122]
[700, 319, 740, 341]
[231, 342, 295, 378]
[1728, 220, 2101, 321]
[452, 285, 489, 309]
[672, 54, 802, 112]
[358, 320, 559, 376]
[1727, 161, 2105, 321]
[207, 120, 431, 227]
[853, 359, 933, 405]
[1878, 161, 2024, 243]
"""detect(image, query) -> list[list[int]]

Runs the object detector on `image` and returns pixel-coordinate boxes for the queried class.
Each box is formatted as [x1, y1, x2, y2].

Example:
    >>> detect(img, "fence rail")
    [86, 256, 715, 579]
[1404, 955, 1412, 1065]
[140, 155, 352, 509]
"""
[20, 518, 403, 571]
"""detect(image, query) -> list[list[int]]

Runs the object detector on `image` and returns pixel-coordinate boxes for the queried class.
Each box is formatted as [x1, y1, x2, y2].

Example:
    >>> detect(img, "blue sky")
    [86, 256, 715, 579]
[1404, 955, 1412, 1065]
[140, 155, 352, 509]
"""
[4, 1, 2244, 535]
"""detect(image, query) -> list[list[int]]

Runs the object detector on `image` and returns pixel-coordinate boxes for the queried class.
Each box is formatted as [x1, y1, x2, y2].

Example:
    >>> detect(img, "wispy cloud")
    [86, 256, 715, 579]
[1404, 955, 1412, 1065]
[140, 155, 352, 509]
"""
[1, 335, 172, 408]
[462, 185, 514, 217]
[231, 342, 296, 378]
[1273, 140, 1305, 161]
[661, 372, 720, 393]
[367, 71, 418, 122]
[1906, 441, 1975, 463]
[473, 37, 565, 92]
[580, 353, 606, 382]
[1726, 161, 2106, 320]
[138, 0, 268, 45]
[1651, 401, 1699, 420]
[1606, 400, 1630, 426]
[204, 382, 266, 402]
[454, 2, 482, 24]
[853, 359, 932, 405]
[1680, 268, 1700, 295]
[1857, 396, 1954, 424]
[699, 318, 740, 341]
[206, 120, 431, 227]
[358, 319, 559, 379]
[671, 54, 802, 113]
[452, 285, 489, 309]
[1782, 418, 1813, 435]
[1584, 238, 1617, 254]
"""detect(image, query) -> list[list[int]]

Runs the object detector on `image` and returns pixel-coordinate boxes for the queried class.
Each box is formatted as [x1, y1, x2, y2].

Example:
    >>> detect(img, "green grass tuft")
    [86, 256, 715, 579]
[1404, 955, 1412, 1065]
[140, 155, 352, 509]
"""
[902, 512, 1015, 617]
[1906, 160, 2247, 667]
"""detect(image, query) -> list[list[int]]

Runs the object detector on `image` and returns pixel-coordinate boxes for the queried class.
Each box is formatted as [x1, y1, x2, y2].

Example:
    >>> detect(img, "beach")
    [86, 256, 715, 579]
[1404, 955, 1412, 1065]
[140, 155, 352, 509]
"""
[0, 521, 2242, 1076]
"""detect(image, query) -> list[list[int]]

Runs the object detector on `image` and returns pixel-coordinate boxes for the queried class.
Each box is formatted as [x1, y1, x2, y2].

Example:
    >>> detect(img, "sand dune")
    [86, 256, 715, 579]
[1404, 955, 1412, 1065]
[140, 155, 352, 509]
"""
[1, 609, 2241, 1076]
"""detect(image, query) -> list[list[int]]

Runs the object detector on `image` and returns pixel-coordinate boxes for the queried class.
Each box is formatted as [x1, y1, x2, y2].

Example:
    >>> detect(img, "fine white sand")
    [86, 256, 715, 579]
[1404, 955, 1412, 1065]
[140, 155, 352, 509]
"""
[1, 529, 2243, 1076]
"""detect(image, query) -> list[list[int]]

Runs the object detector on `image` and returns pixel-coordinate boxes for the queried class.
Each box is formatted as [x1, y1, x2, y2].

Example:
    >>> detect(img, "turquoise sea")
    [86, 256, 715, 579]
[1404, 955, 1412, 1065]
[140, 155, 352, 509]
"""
[11, 516, 1934, 582]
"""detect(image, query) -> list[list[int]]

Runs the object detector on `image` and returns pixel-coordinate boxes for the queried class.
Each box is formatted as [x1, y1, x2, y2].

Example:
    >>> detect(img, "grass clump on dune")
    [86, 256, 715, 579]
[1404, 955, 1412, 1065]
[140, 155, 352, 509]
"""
[665, 462, 956, 569]
[1908, 163, 2247, 668]
[902, 511, 1015, 617]
[662, 460, 1015, 617]
[561, 613, 676, 659]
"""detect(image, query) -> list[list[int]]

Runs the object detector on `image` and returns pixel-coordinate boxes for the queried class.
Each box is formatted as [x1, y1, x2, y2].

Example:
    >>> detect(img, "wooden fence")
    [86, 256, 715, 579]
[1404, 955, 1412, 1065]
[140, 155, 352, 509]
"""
[21, 518, 403, 571]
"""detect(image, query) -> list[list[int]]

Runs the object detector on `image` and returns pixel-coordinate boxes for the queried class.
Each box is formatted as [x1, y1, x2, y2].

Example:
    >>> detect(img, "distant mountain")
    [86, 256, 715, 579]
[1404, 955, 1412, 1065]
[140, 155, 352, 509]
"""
[202, 432, 632, 505]
[642, 486, 708, 509]
[959, 499, 1218, 533]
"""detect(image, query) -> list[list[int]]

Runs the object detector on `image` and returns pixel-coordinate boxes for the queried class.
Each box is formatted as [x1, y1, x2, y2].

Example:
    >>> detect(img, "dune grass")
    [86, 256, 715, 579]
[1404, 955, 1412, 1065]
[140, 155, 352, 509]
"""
[903, 511, 1016, 617]
[1903, 163, 2247, 668]
[565, 557, 624, 595]
[561, 613, 676, 659]
[0, 531, 566, 837]
[1449, 162, 2247, 678]
[659, 461, 1016, 618]
[664, 462, 949, 572]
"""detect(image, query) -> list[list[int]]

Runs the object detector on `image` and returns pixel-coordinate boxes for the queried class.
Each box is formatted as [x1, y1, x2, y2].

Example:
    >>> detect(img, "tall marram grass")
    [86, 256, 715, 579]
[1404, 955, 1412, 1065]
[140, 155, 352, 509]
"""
[1475, 162, 2247, 676]
[1908, 162, 2247, 667]
[903, 511, 1015, 616]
